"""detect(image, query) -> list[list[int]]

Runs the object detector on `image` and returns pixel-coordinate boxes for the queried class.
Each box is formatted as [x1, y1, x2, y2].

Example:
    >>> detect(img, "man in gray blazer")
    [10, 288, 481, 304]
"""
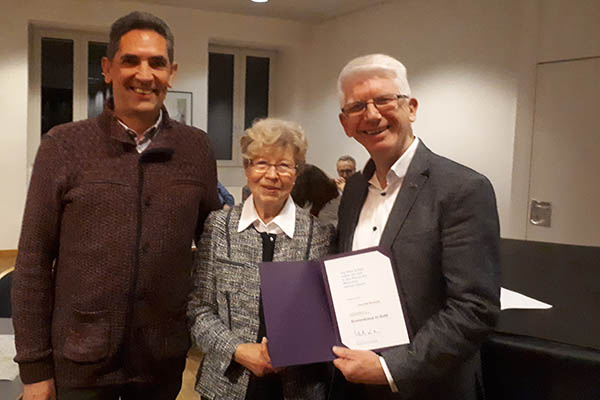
[331, 54, 501, 400]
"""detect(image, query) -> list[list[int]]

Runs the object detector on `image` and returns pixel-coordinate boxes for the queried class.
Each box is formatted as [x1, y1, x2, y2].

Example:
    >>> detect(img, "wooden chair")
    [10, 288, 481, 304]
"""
[0, 266, 14, 318]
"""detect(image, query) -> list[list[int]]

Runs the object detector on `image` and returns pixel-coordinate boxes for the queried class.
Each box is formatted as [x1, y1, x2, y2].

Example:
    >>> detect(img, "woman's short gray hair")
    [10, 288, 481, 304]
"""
[241, 118, 308, 166]
[337, 53, 411, 107]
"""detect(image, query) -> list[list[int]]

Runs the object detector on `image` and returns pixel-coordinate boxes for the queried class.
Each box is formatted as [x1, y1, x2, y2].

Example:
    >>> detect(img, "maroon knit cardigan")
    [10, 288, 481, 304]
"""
[12, 102, 220, 387]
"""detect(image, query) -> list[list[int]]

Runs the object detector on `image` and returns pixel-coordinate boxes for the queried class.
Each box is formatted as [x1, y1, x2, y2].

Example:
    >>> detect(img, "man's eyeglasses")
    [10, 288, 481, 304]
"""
[250, 160, 297, 176]
[341, 94, 408, 116]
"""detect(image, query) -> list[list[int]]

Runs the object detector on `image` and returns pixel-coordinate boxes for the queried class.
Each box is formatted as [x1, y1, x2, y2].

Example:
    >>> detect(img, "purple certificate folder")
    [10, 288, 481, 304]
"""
[259, 260, 339, 367]
[260, 246, 407, 368]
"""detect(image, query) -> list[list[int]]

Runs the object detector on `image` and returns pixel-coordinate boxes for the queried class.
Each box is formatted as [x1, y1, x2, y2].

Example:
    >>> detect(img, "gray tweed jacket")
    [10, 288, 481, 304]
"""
[188, 204, 336, 400]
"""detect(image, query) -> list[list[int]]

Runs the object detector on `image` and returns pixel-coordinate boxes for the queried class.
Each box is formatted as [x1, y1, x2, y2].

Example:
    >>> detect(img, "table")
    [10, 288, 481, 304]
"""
[482, 239, 600, 400]
[0, 318, 23, 399]
[483, 333, 600, 399]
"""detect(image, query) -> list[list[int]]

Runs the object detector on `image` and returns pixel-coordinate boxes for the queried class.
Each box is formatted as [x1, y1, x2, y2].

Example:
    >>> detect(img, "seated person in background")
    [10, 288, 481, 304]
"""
[334, 155, 357, 192]
[291, 163, 340, 227]
[217, 181, 235, 209]
[0, 267, 13, 318]
[187, 118, 335, 400]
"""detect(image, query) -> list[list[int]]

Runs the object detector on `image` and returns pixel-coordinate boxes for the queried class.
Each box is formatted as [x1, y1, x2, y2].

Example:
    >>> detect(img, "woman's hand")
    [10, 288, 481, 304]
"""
[234, 337, 275, 377]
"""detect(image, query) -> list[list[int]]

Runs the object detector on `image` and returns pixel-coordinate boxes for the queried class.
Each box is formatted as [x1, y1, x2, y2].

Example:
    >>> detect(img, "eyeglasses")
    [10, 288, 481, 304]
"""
[341, 94, 408, 116]
[250, 160, 297, 176]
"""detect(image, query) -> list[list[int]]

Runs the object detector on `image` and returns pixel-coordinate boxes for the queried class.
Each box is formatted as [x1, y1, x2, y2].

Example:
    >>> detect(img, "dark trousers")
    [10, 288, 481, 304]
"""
[56, 379, 182, 400]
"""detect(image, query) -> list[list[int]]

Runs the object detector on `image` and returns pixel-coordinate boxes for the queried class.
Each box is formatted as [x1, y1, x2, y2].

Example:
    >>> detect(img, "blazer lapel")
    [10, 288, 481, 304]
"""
[379, 141, 430, 249]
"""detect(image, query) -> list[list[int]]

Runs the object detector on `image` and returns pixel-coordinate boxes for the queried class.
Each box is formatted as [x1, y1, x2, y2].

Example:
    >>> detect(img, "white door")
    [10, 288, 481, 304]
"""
[527, 57, 600, 247]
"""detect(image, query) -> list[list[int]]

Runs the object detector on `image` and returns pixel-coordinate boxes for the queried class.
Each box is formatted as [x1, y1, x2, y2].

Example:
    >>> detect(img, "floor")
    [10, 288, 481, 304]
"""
[177, 348, 202, 400]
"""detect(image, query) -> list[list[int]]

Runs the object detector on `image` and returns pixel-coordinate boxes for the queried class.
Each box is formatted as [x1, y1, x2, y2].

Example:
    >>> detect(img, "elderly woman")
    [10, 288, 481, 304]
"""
[187, 118, 335, 400]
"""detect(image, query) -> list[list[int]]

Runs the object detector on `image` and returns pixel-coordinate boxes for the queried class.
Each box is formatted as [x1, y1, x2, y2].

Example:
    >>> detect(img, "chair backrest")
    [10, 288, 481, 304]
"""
[0, 266, 14, 318]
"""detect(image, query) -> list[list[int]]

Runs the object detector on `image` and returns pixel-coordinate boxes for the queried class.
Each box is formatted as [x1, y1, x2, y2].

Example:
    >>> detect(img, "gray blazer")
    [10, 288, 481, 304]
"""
[335, 142, 501, 400]
[188, 204, 335, 400]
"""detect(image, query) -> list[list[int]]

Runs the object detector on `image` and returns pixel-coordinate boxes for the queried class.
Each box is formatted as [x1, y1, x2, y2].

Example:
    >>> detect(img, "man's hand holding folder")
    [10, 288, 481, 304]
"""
[332, 346, 388, 385]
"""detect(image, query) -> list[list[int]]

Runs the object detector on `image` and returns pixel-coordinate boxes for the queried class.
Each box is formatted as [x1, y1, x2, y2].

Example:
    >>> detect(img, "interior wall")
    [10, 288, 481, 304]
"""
[0, 0, 311, 248]
[2, 0, 599, 248]
[538, 0, 600, 62]
[299, 0, 528, 238]
[298, 0, 600, 240]
[0, 8, 29, 250]
[508, 0, 600, 241]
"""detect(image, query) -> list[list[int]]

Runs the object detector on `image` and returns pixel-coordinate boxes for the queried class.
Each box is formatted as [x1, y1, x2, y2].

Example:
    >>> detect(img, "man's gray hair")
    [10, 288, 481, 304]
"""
[337, 54, 411, 107]
[337, 155, 356, 165]
[107, 11, 175, 63]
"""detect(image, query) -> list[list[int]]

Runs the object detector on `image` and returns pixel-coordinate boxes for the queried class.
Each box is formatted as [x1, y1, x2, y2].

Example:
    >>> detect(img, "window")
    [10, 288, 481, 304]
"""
[41, 38, 73, 135]
[28, 28, 109, 178]
[207, 45, 275, 164]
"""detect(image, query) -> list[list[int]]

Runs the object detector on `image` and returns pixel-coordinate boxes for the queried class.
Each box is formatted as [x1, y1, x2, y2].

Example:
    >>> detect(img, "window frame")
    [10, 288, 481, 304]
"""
[208, 44, 276, 167]
[27, 27, 108, 182]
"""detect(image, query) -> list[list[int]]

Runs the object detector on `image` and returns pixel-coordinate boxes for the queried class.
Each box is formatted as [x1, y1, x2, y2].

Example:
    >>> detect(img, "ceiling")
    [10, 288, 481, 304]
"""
[128, 0, 390, 23]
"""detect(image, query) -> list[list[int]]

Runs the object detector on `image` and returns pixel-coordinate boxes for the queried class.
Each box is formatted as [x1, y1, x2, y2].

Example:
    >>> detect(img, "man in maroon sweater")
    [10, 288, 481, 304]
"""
[12, 11, 220, 400]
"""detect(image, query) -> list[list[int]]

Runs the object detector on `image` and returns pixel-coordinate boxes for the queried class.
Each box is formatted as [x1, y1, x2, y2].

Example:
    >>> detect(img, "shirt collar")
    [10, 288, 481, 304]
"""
[117, 109, 163, 145]
[367, 136, 420, 189]
[238, 194, 296, 238]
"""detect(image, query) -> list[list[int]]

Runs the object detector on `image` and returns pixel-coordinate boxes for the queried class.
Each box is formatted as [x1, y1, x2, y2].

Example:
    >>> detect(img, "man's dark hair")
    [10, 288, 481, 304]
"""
[107, 11, 175, 62]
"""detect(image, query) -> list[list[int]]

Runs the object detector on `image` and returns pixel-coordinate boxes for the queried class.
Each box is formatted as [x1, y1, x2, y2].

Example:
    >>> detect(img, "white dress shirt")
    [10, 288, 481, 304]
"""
[351, 136, 420, 392]
[352, 137, 419, 251]
[238, 194, 296, 238]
